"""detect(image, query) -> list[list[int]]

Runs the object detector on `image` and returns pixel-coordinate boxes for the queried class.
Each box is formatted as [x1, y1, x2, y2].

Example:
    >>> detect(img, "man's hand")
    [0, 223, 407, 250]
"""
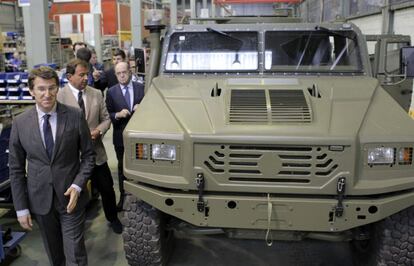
[64, 187, 79, 214]
[92, 67, 101, 81]
[90, 128, 101, 140]
[115, 109, 131, 119]
[17, 214, 33, 231]
[133, 104, 140, 112]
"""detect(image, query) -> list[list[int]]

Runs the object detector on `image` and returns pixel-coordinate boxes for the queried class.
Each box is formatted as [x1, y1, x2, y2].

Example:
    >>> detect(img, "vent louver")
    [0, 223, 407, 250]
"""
[229, 89, 312, 124]
[229, 90, 268, 123]
[269, 90, 312, 123]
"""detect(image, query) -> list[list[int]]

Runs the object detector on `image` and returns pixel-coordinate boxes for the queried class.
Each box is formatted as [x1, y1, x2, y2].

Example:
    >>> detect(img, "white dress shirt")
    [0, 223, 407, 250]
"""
[68, 83, 88, 115]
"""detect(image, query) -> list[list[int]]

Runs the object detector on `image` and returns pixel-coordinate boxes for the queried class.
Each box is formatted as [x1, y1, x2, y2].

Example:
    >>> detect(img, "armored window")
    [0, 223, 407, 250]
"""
[165, 31, 259, 72]
[264, 30, 363, 73]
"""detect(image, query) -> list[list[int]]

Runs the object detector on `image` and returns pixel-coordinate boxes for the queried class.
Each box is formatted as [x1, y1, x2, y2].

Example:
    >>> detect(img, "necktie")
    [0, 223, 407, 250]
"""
[78, 91, 85, 114]
[43, 114, 54, 160]
[124, 86, 131, 111]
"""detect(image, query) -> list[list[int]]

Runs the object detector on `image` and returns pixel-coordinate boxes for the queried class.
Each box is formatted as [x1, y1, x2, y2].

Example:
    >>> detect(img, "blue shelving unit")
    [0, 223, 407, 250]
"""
[0, 72, 34, 102]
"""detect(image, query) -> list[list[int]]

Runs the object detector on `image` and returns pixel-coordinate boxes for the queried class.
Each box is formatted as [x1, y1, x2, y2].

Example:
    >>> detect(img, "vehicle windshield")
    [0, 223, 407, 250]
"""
[265, 30, 363, 72]
[164, 29, 363, 73]
[165, 31, 258, 72]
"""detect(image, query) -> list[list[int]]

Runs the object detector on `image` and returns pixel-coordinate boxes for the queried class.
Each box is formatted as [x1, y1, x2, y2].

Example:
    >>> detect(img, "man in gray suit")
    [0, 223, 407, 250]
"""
[57, 59, 121, 234]
[9, 66, 95, 266]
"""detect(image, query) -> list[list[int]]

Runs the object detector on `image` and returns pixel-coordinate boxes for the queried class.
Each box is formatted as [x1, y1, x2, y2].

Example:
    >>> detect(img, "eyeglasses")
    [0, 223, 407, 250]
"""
[34, 86, 58, 94]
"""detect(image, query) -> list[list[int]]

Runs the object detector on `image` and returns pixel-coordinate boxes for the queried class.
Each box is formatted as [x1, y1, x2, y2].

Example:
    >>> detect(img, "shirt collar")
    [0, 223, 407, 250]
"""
[36, 103, 57, 119]
[121, 81, 133, 90]
[68, 82, 85, 96]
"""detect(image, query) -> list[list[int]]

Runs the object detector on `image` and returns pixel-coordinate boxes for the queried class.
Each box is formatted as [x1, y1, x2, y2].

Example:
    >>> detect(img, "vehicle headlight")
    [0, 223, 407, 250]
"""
[151, 144, 176, 161]
[367, 147, 395, 165]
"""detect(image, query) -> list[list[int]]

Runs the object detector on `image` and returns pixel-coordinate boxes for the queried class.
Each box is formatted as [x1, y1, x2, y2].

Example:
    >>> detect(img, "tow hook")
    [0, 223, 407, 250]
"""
[196, 173, 206, 213]
[335, 177, 346, 217]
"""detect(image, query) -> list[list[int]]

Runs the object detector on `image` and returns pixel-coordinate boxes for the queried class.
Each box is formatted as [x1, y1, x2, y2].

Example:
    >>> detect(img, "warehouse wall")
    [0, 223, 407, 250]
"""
[394, 7, 414, 46]
[300, 0, 414, 53]
[348, 14, 382, 54]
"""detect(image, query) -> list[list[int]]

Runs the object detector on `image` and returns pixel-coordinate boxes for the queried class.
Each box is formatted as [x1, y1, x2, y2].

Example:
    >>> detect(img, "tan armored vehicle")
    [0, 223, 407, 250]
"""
[121, 17, 414, 265]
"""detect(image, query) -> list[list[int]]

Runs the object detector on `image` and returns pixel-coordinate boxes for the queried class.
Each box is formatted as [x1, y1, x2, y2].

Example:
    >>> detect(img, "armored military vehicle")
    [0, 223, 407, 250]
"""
[121, 17, 414, 265]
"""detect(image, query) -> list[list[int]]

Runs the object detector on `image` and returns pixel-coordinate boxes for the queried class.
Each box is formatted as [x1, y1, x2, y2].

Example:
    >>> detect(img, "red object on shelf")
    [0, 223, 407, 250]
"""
[214, 0, 302, 3]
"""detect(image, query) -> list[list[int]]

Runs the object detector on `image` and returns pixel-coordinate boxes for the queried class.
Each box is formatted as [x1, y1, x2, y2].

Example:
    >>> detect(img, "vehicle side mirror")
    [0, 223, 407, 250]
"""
[400, 46, 414, 78]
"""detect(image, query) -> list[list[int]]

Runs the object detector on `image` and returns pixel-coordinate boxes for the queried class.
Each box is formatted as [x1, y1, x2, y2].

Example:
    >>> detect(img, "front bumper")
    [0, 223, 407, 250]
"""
[125, 181, 414, 232]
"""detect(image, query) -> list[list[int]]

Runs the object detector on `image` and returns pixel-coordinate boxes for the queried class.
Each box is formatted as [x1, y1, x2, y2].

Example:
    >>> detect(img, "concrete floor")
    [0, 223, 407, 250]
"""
[0, 129, 354, 266]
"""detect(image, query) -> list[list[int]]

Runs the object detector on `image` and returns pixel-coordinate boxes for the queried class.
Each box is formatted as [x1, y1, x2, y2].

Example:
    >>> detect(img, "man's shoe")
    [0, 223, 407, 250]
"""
[110, 219, 123, 234]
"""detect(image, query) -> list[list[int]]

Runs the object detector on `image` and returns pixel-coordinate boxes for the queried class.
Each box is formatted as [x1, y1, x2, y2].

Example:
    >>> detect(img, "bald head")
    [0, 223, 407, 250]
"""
[114, 61, 131, 86]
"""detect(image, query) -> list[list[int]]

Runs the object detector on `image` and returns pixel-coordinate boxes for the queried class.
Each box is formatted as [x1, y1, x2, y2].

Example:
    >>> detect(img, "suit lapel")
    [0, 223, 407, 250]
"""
[132, 82, 141, 105]
[52, 103, 67, 163]
[83, 86, 92, 121]
[62, 84, 86, 116]
[28, 107, 50, 161]
[63, 85, 78, 104]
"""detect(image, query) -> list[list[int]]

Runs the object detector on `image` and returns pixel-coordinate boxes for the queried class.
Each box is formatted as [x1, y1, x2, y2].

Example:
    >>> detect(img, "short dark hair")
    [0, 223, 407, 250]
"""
[76, 47, 92, 62]
[66, 58, 89, 76]
[73, 42, 87, 51]
[113, 49, 126, 60]
[28, 66, 59, 91]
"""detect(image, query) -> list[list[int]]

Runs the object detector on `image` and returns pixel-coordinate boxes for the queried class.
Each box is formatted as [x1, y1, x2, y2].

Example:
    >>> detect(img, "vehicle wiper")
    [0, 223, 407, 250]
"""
[315, 26, 356, 40]
[206, 27, 243, 50]
[296, 32, 313, 70]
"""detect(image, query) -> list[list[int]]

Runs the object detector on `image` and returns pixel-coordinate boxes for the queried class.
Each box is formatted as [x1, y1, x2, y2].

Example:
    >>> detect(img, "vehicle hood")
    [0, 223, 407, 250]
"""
[128, 76, 413, 145]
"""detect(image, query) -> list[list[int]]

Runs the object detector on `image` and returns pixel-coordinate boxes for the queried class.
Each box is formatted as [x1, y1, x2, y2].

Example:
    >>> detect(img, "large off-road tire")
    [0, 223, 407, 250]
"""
[121, 194, 172, 266]
[351, 206, 414, 266]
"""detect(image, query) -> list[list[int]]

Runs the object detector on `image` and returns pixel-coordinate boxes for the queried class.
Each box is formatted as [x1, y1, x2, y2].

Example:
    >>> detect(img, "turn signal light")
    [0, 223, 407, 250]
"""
[136, 143, 148, 160]
[398, 147, 412, 165]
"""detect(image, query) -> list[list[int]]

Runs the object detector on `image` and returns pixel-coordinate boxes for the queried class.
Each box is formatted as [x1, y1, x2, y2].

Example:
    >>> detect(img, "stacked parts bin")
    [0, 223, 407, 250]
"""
[0, 72, 33, 101]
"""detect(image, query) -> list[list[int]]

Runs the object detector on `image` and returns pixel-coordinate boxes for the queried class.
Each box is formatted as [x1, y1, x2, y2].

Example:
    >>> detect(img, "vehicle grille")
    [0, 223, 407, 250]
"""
[195, 144, 347, 185]
[229, 89, 312, 124]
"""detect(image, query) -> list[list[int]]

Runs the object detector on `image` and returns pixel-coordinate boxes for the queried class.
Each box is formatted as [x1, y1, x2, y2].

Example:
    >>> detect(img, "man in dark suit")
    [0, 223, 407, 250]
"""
[57, 59, 122, 234]
[9, 66, 95, 265]
[106, 61, 144, 210]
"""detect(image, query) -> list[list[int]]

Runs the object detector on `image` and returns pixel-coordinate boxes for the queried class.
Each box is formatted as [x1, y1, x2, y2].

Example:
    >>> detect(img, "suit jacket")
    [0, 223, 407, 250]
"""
[106, 81, 144, 147]
[94, 67, 118, 92]
[57, 85, 111, 165]
[9, 103, 95, 215]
